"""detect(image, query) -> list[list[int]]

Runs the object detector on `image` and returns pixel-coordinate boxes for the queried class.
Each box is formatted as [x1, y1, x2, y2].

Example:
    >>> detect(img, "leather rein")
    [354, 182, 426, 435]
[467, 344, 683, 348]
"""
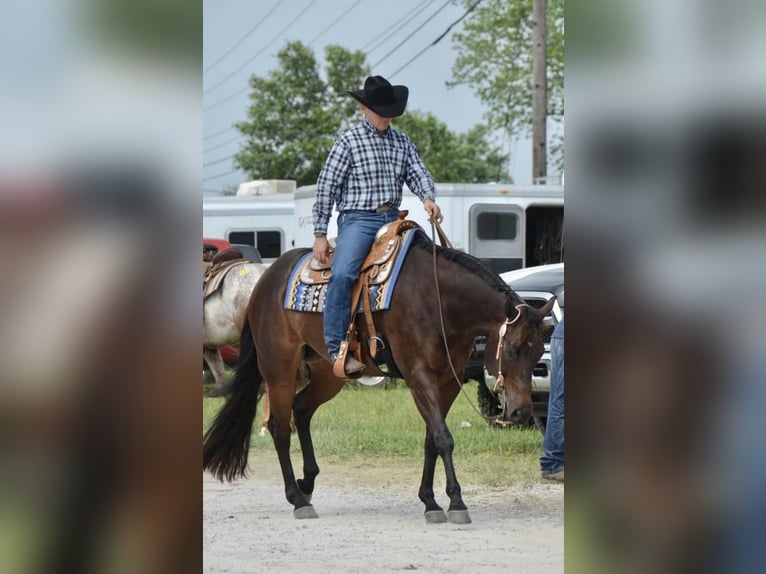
[429, 220, 528, 424]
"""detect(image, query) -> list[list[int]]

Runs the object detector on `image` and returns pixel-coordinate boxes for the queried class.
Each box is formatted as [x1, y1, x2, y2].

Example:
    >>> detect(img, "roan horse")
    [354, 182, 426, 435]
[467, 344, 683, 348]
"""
[203, 249, 267, 388]
[203, 230, 554, 523]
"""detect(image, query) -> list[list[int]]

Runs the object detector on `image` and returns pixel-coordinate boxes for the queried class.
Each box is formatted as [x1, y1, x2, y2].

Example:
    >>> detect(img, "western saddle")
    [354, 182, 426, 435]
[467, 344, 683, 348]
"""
[304, 212, 421, 378]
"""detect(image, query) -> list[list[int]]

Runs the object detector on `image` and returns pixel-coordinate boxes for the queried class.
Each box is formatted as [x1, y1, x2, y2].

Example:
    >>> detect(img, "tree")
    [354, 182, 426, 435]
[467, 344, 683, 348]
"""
[234, 42, 369, 187]
[235, 41, 509, 185]
[450, 0, 564, 176]
[323, 45, 369, 134]
[394, 111, 510, 182]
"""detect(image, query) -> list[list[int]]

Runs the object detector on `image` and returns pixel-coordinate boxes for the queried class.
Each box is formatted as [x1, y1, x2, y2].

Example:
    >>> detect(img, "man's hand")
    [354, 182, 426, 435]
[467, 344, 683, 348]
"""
[313, 235, 331, 264]
[424, 199, 443, 223]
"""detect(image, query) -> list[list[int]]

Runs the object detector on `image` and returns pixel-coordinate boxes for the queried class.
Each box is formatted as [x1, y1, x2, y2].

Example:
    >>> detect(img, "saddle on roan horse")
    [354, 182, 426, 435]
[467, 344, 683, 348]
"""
[297, 212, 422, 378]
[203, 247, 248, 300]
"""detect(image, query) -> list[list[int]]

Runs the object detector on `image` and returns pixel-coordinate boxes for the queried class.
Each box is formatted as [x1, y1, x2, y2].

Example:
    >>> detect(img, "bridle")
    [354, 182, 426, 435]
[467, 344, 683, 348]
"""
[492, 303, 530, 392]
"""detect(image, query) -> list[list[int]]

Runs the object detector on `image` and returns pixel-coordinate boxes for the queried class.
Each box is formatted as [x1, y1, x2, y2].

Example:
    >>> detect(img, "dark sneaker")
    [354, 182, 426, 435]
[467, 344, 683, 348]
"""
[542, 469, 564, 482]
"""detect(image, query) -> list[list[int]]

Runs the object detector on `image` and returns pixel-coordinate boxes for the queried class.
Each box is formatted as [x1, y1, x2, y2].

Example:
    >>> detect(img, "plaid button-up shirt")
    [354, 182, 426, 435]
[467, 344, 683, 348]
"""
[312, 117, 435, 236]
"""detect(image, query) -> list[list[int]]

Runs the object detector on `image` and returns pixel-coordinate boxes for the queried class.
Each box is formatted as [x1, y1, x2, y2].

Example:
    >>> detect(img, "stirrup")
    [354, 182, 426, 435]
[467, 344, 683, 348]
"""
[332, 342, 364, 379]
[332, 342, 349, 378]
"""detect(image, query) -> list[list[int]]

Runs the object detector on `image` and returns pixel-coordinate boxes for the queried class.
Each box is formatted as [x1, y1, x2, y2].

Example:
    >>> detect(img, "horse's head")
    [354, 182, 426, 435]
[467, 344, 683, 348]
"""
[484, 296, 556, 425]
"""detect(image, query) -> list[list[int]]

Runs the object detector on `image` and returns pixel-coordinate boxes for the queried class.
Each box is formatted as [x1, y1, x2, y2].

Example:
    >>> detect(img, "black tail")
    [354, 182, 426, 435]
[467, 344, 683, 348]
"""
[203, 317, 262, 482]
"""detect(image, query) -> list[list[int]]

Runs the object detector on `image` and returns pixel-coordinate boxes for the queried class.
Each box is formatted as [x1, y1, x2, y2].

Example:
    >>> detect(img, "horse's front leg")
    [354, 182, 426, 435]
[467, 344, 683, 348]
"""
[409, 373, 471, 524]
[419, 429, 447, 523]
[434, 426, 471, 523]
[265, 381, 317, 519]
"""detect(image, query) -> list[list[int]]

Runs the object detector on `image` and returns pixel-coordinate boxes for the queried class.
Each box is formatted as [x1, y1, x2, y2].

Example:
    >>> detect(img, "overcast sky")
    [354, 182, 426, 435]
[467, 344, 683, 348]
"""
[203, 0, 533, 193]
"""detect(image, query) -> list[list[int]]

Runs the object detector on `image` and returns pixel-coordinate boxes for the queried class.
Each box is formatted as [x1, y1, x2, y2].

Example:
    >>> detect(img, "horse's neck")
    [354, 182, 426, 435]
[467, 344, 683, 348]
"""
[433, 253, 508, 332]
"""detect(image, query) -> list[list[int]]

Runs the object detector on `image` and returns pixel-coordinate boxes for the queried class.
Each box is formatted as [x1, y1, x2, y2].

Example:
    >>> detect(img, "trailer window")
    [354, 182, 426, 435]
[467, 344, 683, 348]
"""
[228, 230, 283, 259]
[476, 212, 518, 240]
[469, 203, 524, 273]
[255, 231, 281, 259]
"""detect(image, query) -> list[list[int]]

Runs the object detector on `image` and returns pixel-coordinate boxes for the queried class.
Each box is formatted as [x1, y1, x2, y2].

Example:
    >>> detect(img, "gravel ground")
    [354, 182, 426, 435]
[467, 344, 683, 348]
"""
[203, 449, 564, 573]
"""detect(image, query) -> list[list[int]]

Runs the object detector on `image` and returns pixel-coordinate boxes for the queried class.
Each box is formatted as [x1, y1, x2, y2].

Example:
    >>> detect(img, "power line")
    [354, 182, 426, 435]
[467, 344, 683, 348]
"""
[204, 126, 235, 141]
[431, 0, 483, 45]
[204, 134, 243, 154]
[308, 0, 366, 47]
[204, 86, 249, 112]
[203, 154, 236, 169]
[204, 168, 241, 181]
[204, 0, 320, 96]
[389, 0, 484, 77]
[204, 0, 281, 74]
[363, 0, 434, 54]
[370, 0, 453, 70]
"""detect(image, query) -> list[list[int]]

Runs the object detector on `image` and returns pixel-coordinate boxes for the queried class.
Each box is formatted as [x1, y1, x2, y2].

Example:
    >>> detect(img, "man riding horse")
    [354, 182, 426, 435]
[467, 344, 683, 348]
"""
[311, 75, 443, 377]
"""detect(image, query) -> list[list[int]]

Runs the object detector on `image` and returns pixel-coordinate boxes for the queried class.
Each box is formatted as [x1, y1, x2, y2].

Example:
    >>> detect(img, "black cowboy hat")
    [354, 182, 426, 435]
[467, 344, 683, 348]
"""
[347, 75, 409, 118]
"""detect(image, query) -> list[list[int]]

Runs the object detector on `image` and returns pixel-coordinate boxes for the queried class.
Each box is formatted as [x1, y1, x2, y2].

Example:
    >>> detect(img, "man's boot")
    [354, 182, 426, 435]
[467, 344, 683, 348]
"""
[344, 356, 366, 376]
[332, 342, 366, 378]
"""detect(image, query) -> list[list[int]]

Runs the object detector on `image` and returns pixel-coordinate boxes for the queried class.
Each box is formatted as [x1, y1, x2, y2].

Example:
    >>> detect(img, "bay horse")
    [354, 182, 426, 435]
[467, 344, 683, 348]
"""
[203, 231, 554, 523]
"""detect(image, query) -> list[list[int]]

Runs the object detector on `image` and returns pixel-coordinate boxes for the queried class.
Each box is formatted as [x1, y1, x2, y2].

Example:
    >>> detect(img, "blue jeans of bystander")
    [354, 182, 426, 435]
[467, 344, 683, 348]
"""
[323, 209, 399, 358]
[541, 334, 564, 475]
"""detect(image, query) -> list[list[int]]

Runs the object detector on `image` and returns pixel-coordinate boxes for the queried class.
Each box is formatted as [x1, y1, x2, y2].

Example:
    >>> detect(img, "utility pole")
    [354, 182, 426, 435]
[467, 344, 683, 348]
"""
[531, 0, 547, 183]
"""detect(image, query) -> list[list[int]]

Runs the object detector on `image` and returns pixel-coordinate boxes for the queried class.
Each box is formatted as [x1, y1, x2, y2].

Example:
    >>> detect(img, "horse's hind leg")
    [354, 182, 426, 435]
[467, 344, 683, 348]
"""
[203, 348, 228, 388]
[291, 361, 345, 499]
[264, 378, 318, 519]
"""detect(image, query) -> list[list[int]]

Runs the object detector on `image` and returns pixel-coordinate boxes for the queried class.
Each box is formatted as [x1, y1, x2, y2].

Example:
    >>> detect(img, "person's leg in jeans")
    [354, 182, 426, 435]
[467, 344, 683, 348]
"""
[541, 334, 564, 477]
[323, 211, 397, 358]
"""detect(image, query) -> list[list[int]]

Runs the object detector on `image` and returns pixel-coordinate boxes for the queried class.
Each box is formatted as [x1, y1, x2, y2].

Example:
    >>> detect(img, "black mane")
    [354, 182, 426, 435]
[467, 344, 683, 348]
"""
[412, 232, 512, 295]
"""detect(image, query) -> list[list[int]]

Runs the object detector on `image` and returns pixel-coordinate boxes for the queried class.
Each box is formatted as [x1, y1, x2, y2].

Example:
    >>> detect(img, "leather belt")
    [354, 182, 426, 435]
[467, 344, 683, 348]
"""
[375, 203, 395, 213]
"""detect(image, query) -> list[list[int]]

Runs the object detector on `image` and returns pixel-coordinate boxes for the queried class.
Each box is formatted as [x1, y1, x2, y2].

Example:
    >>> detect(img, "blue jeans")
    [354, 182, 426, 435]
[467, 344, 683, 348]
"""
[541, 334, 564, 474]
[323, 210, 399, 358]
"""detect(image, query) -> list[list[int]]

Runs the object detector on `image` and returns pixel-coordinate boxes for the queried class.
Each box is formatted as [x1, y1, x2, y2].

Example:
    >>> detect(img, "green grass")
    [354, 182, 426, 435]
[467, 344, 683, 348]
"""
[203, 380, 543, 486]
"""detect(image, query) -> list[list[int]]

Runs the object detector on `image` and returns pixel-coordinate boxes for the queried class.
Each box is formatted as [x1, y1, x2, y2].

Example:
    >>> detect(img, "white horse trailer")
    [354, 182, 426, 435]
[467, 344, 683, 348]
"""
[203, 193, 295, 264]
[294, 183, 564, 273]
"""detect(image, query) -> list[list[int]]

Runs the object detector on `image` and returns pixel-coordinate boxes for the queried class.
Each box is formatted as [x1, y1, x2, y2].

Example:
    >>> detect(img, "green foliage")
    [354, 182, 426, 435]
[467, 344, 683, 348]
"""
[324, 45, 369, 133]
[234, 41, 353, 186]
[235, 40, 511, 186]
[83, 0, 201, 64]
[450, 0, 565, 172]
[394, 111, 511, 182]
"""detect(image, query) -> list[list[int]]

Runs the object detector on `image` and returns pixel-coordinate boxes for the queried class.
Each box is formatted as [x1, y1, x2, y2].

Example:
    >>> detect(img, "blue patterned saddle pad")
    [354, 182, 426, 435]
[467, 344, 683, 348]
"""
[283, 228, 423, 313]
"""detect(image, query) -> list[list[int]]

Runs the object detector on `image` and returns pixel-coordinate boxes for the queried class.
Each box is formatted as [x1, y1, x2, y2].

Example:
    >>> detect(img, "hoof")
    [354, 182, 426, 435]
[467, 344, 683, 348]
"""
[447, 509, 472, 524]
[294, 505, 318, 519]
[424, 509, 448, 524]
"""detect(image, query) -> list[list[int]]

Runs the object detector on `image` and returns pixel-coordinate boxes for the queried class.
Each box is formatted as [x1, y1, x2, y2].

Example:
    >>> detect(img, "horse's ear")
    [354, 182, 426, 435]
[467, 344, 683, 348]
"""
[537, 297, 556, 320]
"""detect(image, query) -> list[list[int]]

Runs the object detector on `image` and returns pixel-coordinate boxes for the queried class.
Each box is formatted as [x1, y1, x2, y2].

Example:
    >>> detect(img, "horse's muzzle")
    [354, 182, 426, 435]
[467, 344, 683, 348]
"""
[506, 406, 532, 426]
